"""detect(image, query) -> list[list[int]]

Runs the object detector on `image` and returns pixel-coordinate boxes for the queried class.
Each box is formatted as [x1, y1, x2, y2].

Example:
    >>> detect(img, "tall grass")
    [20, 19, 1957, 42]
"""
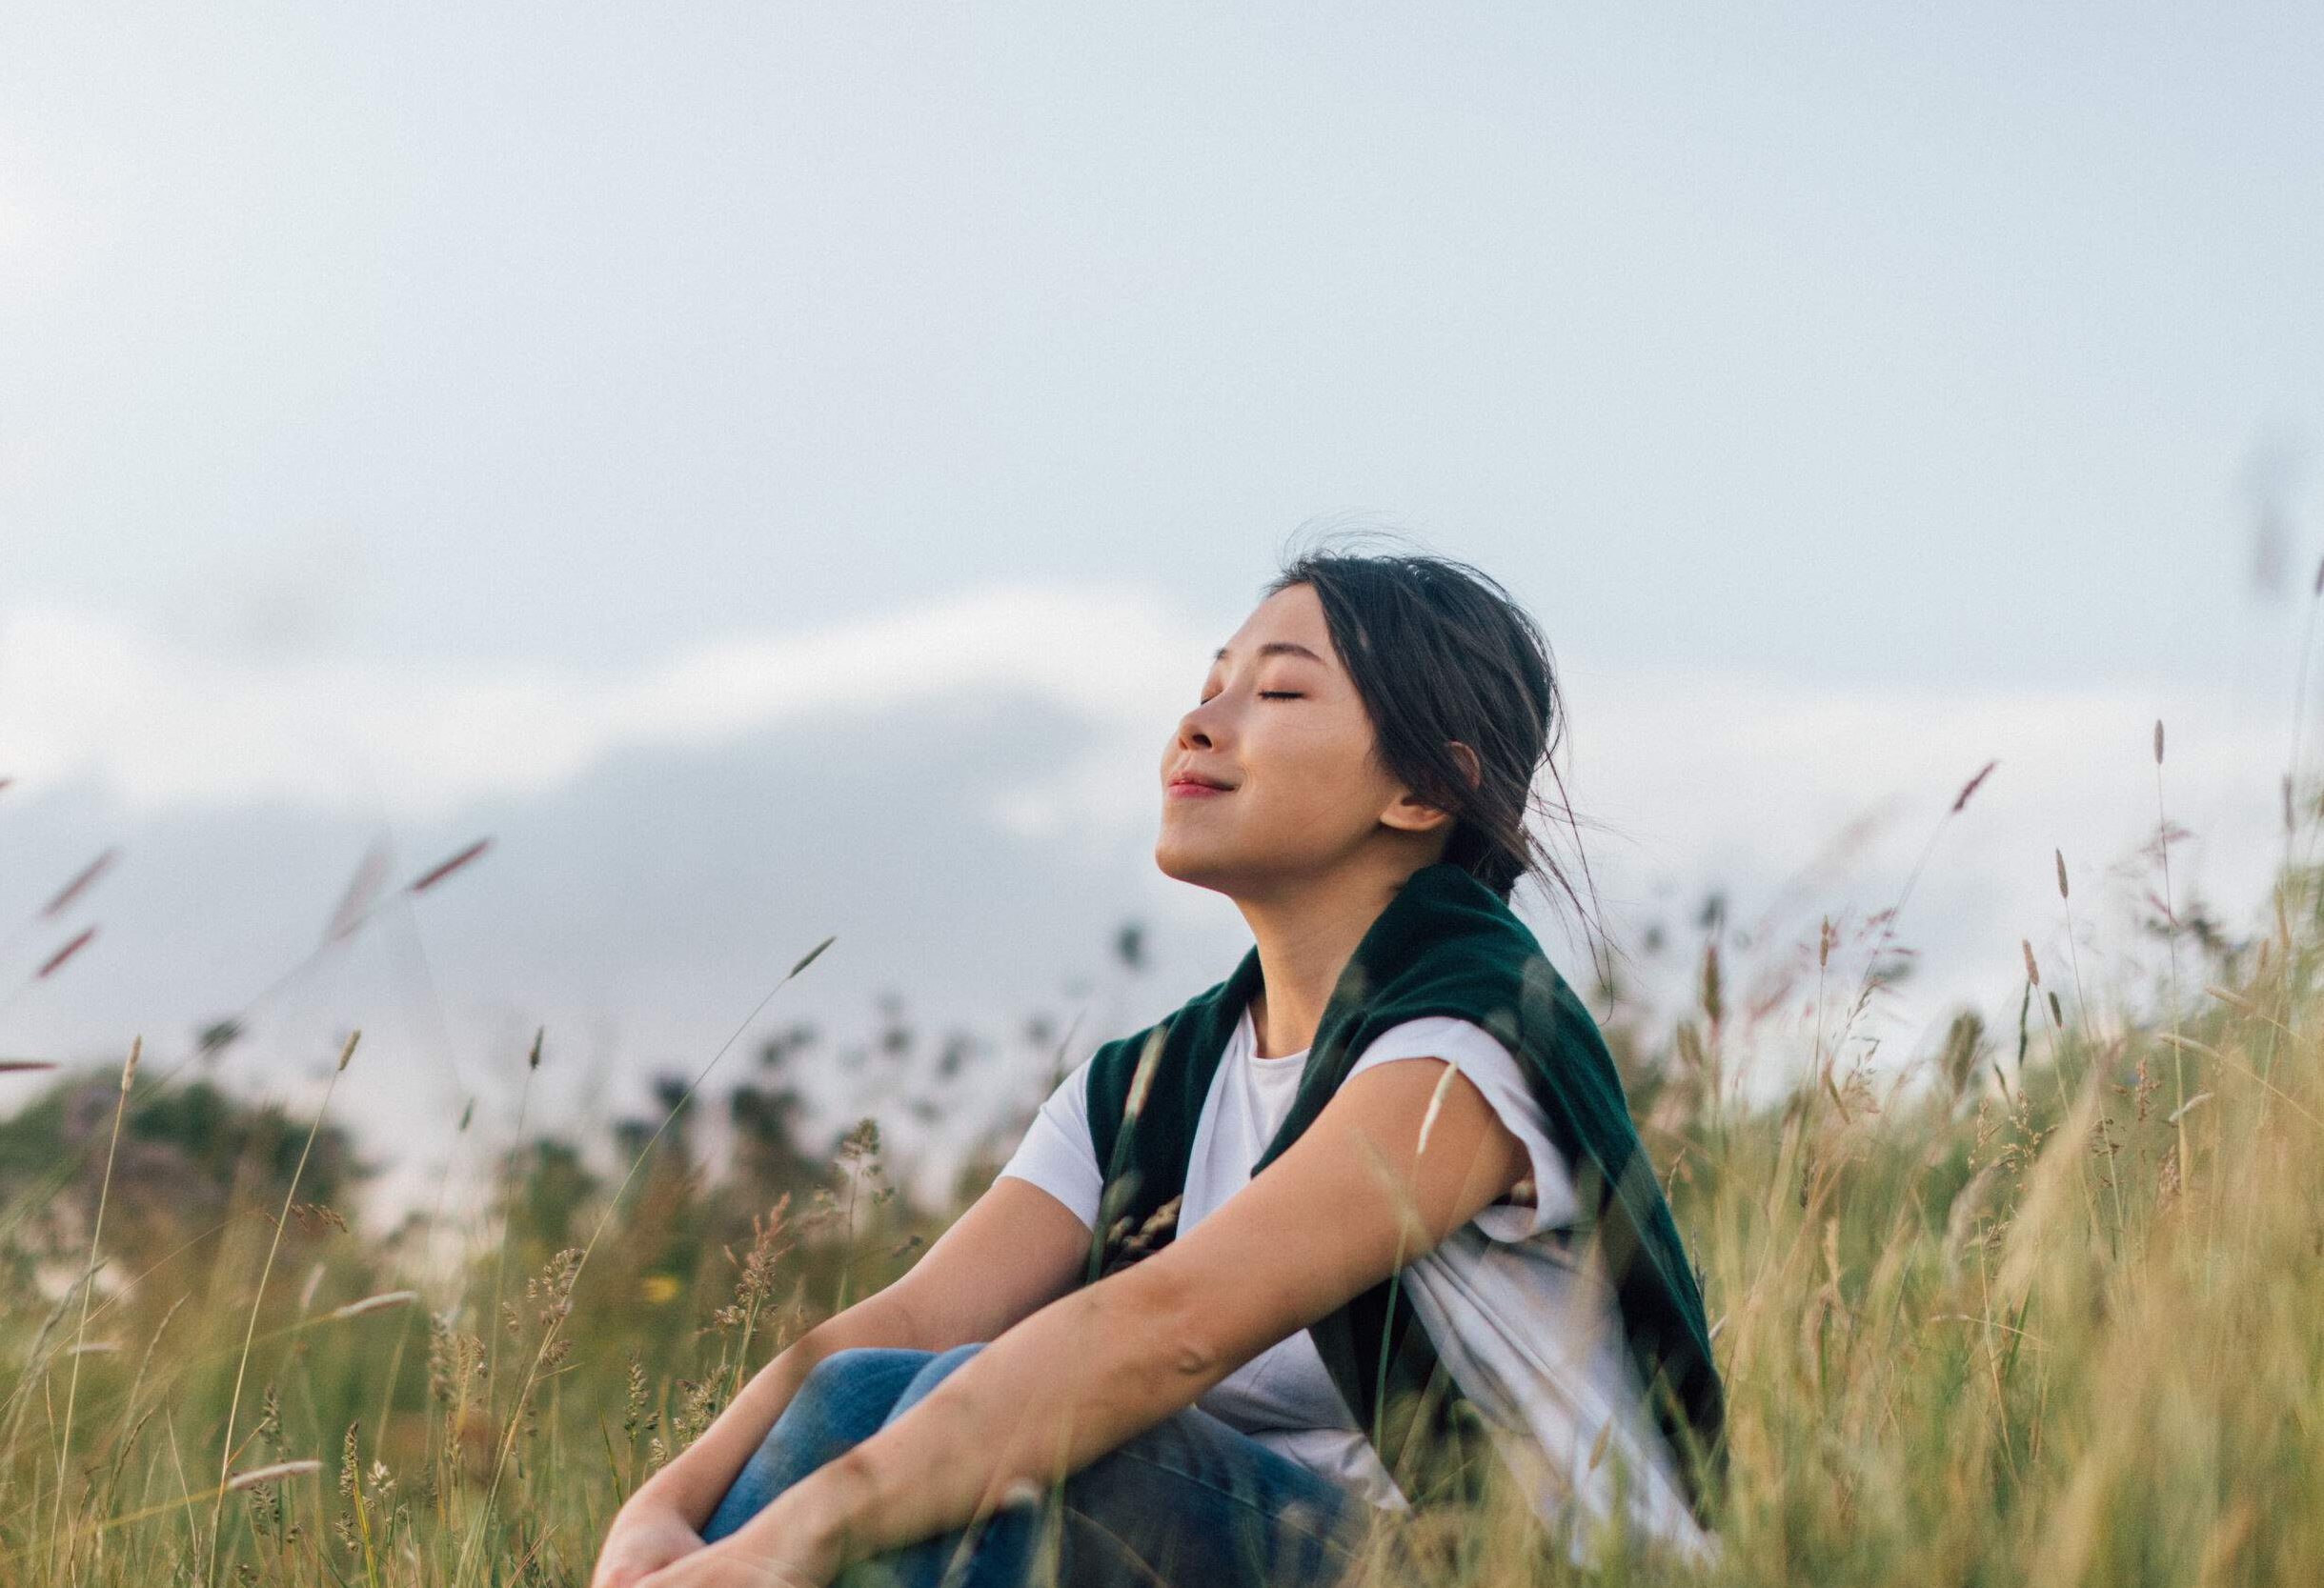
[5, 831, 2323, 1585]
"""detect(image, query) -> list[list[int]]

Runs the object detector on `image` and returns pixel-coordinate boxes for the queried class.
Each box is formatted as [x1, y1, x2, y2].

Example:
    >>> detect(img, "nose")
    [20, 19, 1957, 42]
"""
[1174, 700, 1219, 754]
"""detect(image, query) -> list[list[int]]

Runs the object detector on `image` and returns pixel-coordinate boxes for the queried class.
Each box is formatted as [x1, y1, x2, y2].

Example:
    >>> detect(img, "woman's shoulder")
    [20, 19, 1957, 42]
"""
[1345, 1012, 1530, 1090]
[1344, 1013, 1585, 1239]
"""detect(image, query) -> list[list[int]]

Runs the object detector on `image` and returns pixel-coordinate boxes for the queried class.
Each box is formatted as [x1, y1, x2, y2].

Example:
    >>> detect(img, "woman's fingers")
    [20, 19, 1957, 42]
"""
[636, 1548, 817, 1588]
[592, 1508, 708, 1588]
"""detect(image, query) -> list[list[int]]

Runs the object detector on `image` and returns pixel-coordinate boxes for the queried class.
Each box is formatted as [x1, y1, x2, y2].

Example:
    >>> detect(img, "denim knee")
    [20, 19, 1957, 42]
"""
[785, 1348, 937, 1456]
[700, 1347, 934, 1544]
[883, 1341, 987, 1425]
[807, 1345, 930, 1391]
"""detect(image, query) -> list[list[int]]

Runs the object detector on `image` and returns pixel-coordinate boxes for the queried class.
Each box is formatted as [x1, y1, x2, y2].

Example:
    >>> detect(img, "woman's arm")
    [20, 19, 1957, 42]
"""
[591, 1176, 1092, 1588]
[643, 1056, 1528, 1587]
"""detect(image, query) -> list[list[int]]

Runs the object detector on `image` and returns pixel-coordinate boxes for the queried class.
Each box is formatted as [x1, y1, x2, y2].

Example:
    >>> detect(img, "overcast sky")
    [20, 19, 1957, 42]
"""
[3, 4, 2319, 1212]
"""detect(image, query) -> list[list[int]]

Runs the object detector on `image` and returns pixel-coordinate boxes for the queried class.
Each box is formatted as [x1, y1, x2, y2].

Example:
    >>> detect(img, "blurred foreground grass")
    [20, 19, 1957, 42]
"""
[5, 834, 2323, 1586]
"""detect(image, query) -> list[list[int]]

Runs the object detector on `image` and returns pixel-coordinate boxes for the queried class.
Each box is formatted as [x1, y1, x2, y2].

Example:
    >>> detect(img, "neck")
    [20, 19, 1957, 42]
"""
[1236, 860, 1425, 1058]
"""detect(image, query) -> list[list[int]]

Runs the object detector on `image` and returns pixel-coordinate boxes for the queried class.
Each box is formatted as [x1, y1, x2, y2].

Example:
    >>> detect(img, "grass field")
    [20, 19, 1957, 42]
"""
[6, 784, 2323, 1586]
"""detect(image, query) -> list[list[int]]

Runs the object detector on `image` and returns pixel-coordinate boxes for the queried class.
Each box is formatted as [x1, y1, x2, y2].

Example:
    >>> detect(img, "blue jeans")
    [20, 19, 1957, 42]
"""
[701, 1342, 1380, 1588]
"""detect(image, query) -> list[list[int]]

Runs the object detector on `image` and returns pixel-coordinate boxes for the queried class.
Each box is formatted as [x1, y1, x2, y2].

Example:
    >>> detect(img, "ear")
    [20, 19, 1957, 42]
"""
[1379, 741, 1480, 834]
[1446, 740, 1481, 793]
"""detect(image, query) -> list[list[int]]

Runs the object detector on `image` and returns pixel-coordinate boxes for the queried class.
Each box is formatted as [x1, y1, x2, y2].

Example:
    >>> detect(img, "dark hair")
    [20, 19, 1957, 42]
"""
[1261, 523, 1617, 981]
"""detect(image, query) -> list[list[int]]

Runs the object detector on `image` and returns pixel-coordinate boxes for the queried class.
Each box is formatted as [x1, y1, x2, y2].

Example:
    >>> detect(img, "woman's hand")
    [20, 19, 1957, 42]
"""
[630, 1526, 830, 1588]
[633, 1474, 852, 1588]
[632, 1543, 820, 1588]
[590, 1502, 707, 1588]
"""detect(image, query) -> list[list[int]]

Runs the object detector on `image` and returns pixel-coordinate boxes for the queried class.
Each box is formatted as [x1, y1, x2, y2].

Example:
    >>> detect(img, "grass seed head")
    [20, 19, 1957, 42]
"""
[1951, 758, 1999, 814]
[35, 926, 96, 979]
[408, 838, 491, 894]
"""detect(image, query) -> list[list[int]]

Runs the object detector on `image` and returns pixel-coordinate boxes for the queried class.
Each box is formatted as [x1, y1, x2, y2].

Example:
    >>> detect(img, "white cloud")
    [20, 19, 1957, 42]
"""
[4, 584, 2294, 1107]
[0, 582, 1211, 818]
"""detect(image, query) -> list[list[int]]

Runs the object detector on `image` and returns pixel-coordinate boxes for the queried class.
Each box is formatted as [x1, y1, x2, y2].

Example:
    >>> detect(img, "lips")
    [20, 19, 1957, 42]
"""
[1168, 769, 1235, 791]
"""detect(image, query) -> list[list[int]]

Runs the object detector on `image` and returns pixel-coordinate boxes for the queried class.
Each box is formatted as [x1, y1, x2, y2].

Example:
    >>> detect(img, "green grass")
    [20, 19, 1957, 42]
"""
[6, 846, 2324, 1587]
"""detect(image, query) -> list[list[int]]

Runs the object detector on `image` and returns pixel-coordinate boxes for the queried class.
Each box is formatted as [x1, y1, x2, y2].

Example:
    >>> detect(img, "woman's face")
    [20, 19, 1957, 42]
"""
[1156, 582, 1448, 897]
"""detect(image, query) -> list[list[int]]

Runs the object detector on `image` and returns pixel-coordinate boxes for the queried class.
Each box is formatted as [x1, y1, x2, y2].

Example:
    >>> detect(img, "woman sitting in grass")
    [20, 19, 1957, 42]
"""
[591, 542, 1727, 1588]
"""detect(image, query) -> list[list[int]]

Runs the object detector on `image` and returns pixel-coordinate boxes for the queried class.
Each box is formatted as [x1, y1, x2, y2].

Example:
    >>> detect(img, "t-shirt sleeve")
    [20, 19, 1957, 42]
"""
[992, 1052, 1102, 1231]
[1344, 1015, 1583, 1243]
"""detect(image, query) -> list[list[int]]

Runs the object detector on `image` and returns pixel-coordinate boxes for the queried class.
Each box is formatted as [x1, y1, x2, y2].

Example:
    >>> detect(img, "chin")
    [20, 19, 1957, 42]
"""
[1152, 834, 1237, 894]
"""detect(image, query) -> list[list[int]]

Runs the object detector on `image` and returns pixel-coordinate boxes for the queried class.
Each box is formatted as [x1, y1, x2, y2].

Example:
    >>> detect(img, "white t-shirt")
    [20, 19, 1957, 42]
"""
[995, 1002, 1717, 1567]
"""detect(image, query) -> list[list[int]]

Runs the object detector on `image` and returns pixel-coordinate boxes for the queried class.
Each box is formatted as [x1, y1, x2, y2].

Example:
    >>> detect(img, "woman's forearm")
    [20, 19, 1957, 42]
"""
[730, 1265, 1205, 1578]
[623, 1287, 925, 1529]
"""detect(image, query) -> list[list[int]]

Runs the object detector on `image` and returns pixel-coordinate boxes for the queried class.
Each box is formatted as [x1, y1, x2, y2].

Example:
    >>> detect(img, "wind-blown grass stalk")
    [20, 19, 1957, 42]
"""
[2155, 1031, 2323, 1133]
[5, 1252, 415, 1450]
[224, 1457, 320, 1491]
[49, 1035, 138, 1576]
[1375, 1060, 1469, 1477]
[1088, 1016, 1162, 1284]
[2023, 942, 2105, 1243]
[0, 1192, 108, 1481]
[2281, 554, 2324, 886]
[2152, 721, 2198, 1215]
[11, 1457, 323, 1562]
[2054, 848, 2094, 1032]
[1809, 915, 1833, 1104]
[106, 1293, 183, 1489]
[1827, 759, 1999, 1102]
[448, 935, 835, 1588]
[2274, 567, 2324, 1185]
[369, 1091, 476, 1460]
[204, 1028, 359, 1587]
[480, 1027, 544, 1421]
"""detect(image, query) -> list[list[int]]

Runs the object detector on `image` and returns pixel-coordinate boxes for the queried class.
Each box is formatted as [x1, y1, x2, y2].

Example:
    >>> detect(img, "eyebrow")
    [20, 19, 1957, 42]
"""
[1212, 641, 1326, 665]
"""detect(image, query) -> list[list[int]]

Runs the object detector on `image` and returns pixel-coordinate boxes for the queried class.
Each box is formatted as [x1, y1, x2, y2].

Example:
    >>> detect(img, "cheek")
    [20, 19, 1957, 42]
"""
[1247, 719, 1378, 822]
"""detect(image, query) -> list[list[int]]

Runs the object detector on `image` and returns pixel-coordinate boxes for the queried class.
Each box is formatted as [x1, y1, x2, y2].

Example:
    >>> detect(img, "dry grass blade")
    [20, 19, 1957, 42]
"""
[51, 1035, 138, 1576]
[1413, 1060, 1464, 1158]
[2156, 1032, 2322, 1130]
[207, 1029, 359, 1584]
[326, 1291, 418, 1321]
[1122, 1024, 1169, 1126]
[224, 1459, 320, 1492]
